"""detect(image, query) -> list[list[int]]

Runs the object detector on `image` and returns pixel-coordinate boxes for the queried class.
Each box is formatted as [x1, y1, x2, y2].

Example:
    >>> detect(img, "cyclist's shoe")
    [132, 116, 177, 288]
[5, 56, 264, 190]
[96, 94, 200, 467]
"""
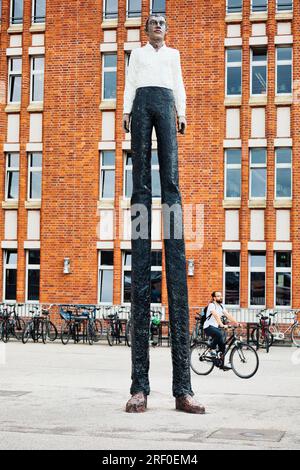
[125, 392, 147, 413]
[175, 395, 206, 414]
[208, 350, 217, 358]
[222, 363, 232, 372]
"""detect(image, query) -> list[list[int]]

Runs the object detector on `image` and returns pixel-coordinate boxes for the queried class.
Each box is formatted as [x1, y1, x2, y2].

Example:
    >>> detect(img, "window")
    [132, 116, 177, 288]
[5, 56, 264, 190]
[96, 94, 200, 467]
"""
[8, 57, 22, 103]
[226, 48, 242, 96]
[124, 151, 161, 199]
[104, 0, 118, 19]
[122, 250, 162, 304]
[225, 149, 241, 198]
[276, 0, 293, 12]
[251, 0, 267, 12]
[151, 0, 166, 15]
[275, 252, 291, 307]
[10, 0, 23, 24]
[100, 151, 115, 199]
[26, 250, 40, 302]
[30, 56, 44, 102]
[227, 0, 242, 13]
[5, 153, 19, 200]
[32, 0, 45, 23]
[3, 250, 17, 301]
[28, 153, 42, 200]
[224, 251, 240, 306]
[276, 47, 292, 95]
[250, 148, 267, 199]
[251, 48, 267, 95]
[102, 54, 117, 100]
[249, 252, 266, 306]
[276, 148, 292, 199]
[127, 0, 141, 17]
[98, 251, 114, 304]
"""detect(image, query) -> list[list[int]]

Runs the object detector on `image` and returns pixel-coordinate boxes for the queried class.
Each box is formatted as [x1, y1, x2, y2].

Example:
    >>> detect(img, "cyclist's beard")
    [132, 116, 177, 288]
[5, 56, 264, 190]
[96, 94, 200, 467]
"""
[216, 299, 223, 304]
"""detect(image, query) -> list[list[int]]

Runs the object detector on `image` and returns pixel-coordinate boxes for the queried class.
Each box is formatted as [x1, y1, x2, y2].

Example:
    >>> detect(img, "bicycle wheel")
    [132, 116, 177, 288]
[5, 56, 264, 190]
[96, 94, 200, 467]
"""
[107, 324, 115, 346]
[1, 321, 10, 343]
[291, 323, 300, 347]
[46, 321, 58, 342]
[125, 321, 131, 347]
[14, 318, 25, 341]
[230, 342, 259, 379]
[190, 341, 215, 376]
[252, 327, 273, 350]
[93, 319, 102, 342]
[87, 322, 95, 345]
[61, 320, 71, 345]
[22, 323, 32, 344]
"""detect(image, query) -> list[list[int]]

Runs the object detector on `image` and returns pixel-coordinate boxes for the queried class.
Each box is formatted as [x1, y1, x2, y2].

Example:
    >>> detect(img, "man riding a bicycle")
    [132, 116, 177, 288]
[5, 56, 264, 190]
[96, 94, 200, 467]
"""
[204, 291, 239, 371]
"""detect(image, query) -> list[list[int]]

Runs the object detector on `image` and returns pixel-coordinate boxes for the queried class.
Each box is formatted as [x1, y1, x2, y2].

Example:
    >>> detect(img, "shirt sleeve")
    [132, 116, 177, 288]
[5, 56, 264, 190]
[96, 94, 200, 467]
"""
[123, 49, 138, 114]
[172, 50, 186, 117]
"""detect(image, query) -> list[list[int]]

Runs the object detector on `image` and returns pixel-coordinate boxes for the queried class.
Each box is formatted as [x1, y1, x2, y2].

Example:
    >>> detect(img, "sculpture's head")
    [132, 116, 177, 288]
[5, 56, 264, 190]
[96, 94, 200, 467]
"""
[145, 14, 168, 41]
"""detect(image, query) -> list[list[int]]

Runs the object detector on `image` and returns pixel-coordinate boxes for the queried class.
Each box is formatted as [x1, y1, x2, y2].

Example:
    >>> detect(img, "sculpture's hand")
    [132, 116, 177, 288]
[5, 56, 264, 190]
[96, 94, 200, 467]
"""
[123, 113, 131, 133]
[177, 116, 187, 135]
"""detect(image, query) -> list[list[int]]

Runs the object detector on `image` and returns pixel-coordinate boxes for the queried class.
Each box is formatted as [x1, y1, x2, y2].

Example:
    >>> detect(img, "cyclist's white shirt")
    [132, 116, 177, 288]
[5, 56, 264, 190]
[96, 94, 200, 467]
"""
[204, 302, 223, 329]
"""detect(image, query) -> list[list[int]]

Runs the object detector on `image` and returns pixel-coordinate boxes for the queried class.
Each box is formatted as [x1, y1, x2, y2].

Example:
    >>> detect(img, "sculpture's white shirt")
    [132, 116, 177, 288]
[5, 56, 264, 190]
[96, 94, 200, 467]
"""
[123, 41, 186, 117]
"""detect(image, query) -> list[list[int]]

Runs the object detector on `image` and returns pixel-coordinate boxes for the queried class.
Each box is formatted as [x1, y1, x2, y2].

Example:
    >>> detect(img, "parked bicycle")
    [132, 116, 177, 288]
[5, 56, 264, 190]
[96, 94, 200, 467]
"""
[104, 306, 127, 346]
[22, 305, 57, 344]
[77, 305, 103, 345]
[269, 309, 300, 347]
[190, 325, 259, 379]
[0, 303, 25, 343]
[149, 310, 162, 347]
[250, 309, 273, 353]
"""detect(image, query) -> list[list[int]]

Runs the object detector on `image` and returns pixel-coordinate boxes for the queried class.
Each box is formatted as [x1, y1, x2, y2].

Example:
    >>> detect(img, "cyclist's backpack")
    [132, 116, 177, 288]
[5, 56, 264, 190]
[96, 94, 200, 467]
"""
[200, 303, 223, 327]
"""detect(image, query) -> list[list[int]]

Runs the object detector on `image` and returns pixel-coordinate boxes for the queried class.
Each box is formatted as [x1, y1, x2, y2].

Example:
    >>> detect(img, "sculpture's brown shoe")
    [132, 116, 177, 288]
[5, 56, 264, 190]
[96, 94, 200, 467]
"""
[125, 392, 147, 413]
[175, 395, 206, 414]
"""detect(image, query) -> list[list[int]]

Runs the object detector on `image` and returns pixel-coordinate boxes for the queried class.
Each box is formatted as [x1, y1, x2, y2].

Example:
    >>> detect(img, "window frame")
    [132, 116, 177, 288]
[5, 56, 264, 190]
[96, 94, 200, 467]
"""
[150, 0, 166, 15]
[101, 53, 117, 101]
[226, 0, 243, 14]
[274, 251, 292, 308]
[276, 0, 293, 12]
[224, 149, 242, 200]
[248, 251, 266, 308]
[10, 0, 23, 25]
[30, 55, 44, 104]
[98, 250, 114, 305]
[32, 0, 46, 24]
[100, 150, 116, 200]
[126, 0, 142, 18]
[123, 151, 161, 200]
[3, 249, 18, 302]
[251, 0, 268, 13]
[27, 152, 42, 201]
[249, 148, 267, 200]
[8, 57, 22, 104]
[223, 251, 241, 307]
[276, 46, 293, 96]
[103, 0, 118, 20]
[250, 47, 268, 97]
[25, 249, 40, 303]
[5, 152, 19, 201]
[225, 48, 242, 98]
[275, 147, 292, 200]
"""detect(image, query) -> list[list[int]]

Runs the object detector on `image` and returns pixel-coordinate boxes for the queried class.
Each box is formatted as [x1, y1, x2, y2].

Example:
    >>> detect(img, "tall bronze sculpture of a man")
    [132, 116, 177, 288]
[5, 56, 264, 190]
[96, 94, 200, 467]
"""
[123, 14, 205, 414]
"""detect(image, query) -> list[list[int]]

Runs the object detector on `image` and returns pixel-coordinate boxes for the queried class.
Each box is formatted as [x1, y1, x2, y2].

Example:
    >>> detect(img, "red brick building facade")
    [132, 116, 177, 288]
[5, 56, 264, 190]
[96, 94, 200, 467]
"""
[0, 1, 298, 319]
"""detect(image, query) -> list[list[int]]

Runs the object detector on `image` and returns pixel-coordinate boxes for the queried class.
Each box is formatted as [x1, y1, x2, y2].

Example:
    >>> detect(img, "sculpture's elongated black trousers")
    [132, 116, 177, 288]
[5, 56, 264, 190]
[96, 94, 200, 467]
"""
[130, 87, 194, 398]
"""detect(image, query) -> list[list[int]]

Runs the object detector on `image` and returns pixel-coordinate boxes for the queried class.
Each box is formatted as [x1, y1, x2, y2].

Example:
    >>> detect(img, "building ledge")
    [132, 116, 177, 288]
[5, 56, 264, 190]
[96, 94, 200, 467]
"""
[6, 47, 22, 56]
[100, 43, 118, 52]
[7, 24, 23, 33]
[223, 199, 241, 208]
[250, 12, 268, 22]
[275, 35, 293, 45]
[29, 23, 46, 33]
[248, 138, 267, 148]
[225, 13, 243, 23]
[249, 36, 268, 46]
[25, 200, 41, 209]
[24, 240, 40, 249]
[222, 241, 241, 250]
[97, 200, 115, 209]
[101, 19, 118, 29]
[124, 18, 142, 27]
[249, 96, 268, 106]
[275, 95, 293, 105]
[2, 200, 19, 209]
[1, 241, 18, 249]
[275, 12, 293, 21]
[27, 103, 44, 112]
[223, 139, 242, 148]
[248, 241, 266, 251]
[224, 97, 242, 107]
[5, 103, 21, 113]
[248, 199, 267, 208]
[273, 242, 292, 251]
[120, 198, 161, 209]
[99, 100, 117, 110]
[273, 199, 292, 208]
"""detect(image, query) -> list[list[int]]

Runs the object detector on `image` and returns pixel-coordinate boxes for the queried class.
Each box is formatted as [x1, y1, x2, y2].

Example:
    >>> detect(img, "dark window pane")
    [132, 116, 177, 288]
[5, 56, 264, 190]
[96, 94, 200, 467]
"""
[152, 0, 166, 14]
[251, 148, 266, 164]
[151, 271, 162, 303]
[30, 171, 42, 199]
[276, 252, 291, 268]
[225, 251, 240, 267]
[277, 0, 293, 11]
[251, 168, 267, 198]
[123, 272, 132, 303]
[100, 251, 114, 266]
[151, 251, 162, 267]
[29, 250, 40, 265]
[227, 67, 241, 95]
[30, 153, 42, 167]
[104, 54, 117, 68]
[252, 0, 267, 12]
[8, 154, 19, 168]
[277, 64, 292, 94]
[11, 0, 23, 24]
[33, 0, 46, 23]
[253, 48, 267, 61]
[32, 72, 44, 101]
[227, 0, 242, 13]
[277, 47, 292, 61]
[250, 272, 265, 305]
[99, 270, 113, 303]
[226, 168, 241, 197]
[7, 171, 19, 199]
[104, 71, 116, 99]
[276, 168, 291, 198]
[5, 269, 17, 300]
[27, 269, 40, 301]
[105, 0, 118, 18]
[252, 65, 267, 94]
[277, 148, 291, 164]
[227, 49, 242, 63]
[227, 149, 241, 165]
[225, 272, 240, 305]
[124, 252, 132, 266]
[10, 76, 21, 102]
[128, 0, 141, 17]
[276, 273, 291, 306]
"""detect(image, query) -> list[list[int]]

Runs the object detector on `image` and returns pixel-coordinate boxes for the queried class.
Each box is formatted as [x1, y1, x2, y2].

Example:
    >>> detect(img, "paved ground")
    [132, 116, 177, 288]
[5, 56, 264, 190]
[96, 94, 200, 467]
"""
[0, 341, 299, 450]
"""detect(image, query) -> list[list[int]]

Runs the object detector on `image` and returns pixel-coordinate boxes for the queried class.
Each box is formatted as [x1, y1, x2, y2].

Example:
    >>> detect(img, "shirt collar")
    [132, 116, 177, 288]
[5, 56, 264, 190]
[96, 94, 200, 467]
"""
[146, 41, 166, 51]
